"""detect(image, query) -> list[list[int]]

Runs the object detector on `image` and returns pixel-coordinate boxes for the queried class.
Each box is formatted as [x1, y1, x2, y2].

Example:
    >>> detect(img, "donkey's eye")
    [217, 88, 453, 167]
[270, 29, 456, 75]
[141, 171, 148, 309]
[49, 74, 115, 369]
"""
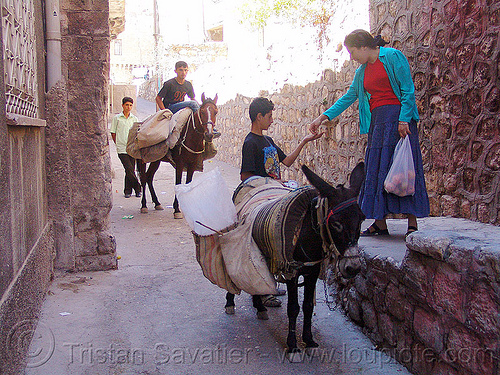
[331, 221, 343, 232]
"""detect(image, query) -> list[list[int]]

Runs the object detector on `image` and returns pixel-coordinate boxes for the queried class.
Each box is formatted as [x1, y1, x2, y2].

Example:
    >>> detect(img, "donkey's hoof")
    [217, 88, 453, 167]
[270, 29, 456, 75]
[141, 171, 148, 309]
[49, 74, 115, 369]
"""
[174, 212, 183, 219]
[287, 349, 303, 363]
[225, 306, 235, 315]
[140, 207, 148, 214]
[257, 311, 269, 320]
[155, 204, 164, 211]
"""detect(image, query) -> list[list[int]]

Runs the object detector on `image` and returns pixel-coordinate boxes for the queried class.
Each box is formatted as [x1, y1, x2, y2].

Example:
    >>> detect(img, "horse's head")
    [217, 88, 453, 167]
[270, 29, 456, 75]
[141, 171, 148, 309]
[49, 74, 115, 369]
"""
[197, 93, 218, 142]
[302, 162, 366, 279]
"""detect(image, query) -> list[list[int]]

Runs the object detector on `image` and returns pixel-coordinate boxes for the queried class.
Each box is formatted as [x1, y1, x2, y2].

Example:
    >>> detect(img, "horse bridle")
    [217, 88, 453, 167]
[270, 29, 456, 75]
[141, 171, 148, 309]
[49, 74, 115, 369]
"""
[315, 196, 362, 264]
[180, 102, 216, 154]
[193, 103, 215, 135]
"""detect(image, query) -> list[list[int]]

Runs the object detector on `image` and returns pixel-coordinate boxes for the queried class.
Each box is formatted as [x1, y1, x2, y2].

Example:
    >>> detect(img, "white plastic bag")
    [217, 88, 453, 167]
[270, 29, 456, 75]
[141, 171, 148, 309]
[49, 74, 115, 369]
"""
[384, 136, 415, 197]
[175, 167, 238, 235]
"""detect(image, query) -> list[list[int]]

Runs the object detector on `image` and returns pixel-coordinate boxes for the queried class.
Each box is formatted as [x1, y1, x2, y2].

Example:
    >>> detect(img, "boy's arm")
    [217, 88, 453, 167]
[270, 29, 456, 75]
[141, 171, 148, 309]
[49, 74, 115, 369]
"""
[281, 132, 323, 167]
[156, 95, 165, 110]
[240, 171, 256, 181]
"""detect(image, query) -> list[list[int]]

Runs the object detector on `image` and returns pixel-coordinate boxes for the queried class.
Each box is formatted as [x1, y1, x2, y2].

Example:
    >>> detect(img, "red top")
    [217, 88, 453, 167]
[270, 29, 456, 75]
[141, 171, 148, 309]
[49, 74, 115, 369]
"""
[364, 58, 400, 111]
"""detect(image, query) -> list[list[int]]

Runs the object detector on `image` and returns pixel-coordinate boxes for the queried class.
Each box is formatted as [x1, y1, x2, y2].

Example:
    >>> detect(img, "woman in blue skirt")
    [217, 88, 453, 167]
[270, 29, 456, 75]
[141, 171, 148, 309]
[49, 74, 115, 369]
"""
[309, 29, 429, 237]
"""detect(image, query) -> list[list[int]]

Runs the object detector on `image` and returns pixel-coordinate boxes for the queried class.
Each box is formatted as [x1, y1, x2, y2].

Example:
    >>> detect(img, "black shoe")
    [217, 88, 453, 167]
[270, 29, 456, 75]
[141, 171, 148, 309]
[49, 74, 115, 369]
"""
[124, 193, 132, 198]
[135, 191, 141, 198]
[361, 223, 389, 236]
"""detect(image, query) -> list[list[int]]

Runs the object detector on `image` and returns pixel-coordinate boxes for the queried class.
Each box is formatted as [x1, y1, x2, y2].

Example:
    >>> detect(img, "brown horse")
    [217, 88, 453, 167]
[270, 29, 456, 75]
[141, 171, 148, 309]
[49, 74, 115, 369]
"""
[136, 93, 218, 216]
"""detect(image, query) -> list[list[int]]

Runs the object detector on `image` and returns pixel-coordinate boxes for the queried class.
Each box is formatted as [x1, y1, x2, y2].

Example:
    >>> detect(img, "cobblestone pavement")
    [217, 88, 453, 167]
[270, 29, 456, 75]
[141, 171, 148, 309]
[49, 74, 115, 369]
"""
[25, 99, 412, 375]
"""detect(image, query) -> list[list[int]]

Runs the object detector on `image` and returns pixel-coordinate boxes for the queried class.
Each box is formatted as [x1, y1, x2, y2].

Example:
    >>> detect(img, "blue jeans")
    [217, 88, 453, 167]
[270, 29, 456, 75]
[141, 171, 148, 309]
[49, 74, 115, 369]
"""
[167, 100, 199, 114]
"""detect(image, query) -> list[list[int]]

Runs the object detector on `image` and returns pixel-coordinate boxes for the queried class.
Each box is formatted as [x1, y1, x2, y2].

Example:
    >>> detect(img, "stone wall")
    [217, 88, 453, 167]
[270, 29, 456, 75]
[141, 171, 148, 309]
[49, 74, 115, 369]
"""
[370, 0, 500, 224]
[0, 0, 55, 373]
[334, 220, 500, 375]
[46, 0, 117, 271]
[216, 67, 367, 187]
[216, 0, 500, 225]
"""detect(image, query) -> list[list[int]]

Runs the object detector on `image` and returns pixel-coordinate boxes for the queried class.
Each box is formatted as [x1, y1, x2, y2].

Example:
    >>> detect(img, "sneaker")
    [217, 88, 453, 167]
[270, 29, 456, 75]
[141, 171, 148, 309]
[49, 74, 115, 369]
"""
[213, 129, 221, 139]
[262, 295, 282, 307]
[274, 288, 286, 296]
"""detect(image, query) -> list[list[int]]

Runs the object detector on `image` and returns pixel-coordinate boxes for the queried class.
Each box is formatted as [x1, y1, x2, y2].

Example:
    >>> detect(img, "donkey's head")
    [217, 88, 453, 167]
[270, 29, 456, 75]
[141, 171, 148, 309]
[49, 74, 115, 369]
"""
[198, 93, 218, 142]
[302, 162, 366, 278]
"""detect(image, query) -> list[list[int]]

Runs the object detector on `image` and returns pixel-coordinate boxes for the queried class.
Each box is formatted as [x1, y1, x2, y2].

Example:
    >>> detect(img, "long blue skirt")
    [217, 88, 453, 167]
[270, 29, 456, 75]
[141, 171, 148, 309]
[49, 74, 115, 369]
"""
[359, 105, 430, 219]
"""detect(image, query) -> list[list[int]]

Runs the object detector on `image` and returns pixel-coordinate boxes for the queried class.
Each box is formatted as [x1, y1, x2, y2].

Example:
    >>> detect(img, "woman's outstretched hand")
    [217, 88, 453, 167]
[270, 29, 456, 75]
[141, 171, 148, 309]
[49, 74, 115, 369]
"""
[309, 114, 328, 134]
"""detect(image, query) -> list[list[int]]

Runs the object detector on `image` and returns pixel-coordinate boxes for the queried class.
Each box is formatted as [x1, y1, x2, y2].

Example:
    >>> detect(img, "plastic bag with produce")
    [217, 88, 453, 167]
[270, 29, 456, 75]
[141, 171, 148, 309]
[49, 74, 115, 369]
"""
[384, 136, 415, 197]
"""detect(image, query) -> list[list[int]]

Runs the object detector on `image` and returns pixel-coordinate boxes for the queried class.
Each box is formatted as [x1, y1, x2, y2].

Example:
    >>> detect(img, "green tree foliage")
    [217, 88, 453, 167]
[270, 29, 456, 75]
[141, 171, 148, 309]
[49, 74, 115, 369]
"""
[238, 0, 337, 51]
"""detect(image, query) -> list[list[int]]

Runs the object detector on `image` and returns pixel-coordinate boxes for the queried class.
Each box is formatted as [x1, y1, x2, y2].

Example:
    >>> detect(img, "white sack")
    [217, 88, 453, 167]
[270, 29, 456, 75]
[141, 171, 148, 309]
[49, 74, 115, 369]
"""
[175, 167, 237, 236]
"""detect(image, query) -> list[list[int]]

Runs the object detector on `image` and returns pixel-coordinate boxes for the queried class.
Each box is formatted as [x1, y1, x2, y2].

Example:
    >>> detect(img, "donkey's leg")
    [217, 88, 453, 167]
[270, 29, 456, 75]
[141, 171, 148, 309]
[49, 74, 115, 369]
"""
[137, 160, 148, 212]
[252, 295, 268, 320]
[302, 270, 320, 349]
[285, 278, 300, 353]
[146, 161, 163, 210]
[225, 292, 235, 315]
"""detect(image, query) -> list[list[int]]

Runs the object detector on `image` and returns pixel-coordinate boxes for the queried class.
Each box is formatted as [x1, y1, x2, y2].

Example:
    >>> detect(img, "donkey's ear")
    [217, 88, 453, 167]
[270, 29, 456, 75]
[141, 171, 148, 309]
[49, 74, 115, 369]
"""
[213, 94, 218, 104]
[349, 162, 365, 195]
[302, 165, 334, 198]
[201, 92, 206, 103]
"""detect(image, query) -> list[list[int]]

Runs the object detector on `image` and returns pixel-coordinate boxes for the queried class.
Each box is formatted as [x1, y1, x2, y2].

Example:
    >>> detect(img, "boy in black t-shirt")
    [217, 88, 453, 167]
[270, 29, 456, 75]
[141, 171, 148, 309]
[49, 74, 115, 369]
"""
[156, 61, 220, 137]
[240, 97, 322, 182]
[156, 61, 200, 114]
[240, 97, 322, 307]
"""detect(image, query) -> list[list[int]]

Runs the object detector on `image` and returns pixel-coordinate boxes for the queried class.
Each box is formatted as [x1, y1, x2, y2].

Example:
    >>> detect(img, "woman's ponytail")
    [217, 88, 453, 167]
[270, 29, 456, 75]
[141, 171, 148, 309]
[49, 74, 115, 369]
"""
[345, 29, 388, 49]
[373, 35, 389, 47]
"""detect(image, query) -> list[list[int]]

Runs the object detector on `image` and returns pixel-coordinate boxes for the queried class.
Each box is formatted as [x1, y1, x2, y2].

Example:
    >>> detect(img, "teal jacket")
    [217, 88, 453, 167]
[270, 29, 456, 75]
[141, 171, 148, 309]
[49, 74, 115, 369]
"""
[323, 47, 419, 134]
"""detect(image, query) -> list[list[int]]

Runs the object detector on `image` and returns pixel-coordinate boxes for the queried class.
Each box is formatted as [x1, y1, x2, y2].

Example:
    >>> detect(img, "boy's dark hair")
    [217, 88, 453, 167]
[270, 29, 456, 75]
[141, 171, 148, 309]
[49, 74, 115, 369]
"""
[122, 96, 133, 105]
[249, 97, 274, 123]
[344, 29, 388, 49]
[175, 61, 188, 70]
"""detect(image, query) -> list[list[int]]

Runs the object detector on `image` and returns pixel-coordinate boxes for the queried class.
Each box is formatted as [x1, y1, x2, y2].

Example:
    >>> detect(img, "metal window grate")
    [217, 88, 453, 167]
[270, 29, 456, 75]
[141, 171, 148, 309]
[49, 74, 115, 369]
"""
[2, 0, 39, 118]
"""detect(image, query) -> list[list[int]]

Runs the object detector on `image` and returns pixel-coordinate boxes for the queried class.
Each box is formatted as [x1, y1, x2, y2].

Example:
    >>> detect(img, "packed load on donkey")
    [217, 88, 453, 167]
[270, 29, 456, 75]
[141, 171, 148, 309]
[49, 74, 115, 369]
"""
[126, 106, 216, 165]
[181, 162, 366, 354]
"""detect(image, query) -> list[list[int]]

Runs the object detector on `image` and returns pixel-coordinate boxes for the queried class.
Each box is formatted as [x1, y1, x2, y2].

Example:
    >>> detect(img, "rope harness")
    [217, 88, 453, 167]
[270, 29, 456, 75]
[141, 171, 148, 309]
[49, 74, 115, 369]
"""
[180, 112, 206, 154]
[315, 196, 360, 311]
[315, 196, 361, 269]
[179, 100, 217, 155]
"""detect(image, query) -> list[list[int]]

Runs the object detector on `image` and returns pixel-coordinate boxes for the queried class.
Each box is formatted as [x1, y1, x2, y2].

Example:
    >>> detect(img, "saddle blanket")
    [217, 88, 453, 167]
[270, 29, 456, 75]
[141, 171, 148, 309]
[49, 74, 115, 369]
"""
[234, 177, 318, 278]
[193, 177, 318, 294]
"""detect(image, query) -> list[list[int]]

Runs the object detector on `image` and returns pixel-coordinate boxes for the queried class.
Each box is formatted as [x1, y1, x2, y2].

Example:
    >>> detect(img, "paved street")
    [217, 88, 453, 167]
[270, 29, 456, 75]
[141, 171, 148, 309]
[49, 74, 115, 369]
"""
[25, 99, 413, 375]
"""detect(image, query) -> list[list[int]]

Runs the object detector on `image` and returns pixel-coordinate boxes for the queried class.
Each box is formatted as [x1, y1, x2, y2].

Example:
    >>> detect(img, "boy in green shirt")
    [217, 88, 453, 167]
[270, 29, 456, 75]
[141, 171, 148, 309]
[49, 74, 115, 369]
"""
[110, 97, 141, 198]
